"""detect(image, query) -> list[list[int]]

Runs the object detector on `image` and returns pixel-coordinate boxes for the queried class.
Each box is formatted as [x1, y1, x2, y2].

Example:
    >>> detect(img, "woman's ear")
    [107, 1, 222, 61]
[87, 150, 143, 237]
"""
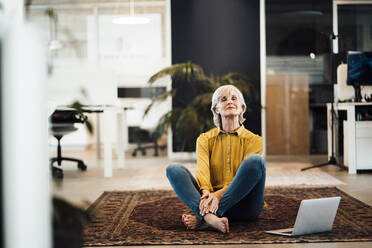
[212, 106, 218, 114]
[241, 104, 245, 112]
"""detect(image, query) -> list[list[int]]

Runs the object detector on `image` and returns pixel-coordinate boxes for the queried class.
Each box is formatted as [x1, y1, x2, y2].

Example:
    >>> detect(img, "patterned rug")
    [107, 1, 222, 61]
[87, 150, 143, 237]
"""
[83, 187, 372, 246]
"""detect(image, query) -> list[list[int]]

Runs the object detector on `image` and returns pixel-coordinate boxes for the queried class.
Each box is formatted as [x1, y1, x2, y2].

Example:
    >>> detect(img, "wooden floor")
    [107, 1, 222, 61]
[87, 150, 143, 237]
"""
[52, 149, 372, 248]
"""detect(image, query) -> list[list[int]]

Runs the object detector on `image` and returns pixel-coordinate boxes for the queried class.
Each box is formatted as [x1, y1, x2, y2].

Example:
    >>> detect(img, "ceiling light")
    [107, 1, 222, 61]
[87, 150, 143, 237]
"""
[282, 11, 323, 17]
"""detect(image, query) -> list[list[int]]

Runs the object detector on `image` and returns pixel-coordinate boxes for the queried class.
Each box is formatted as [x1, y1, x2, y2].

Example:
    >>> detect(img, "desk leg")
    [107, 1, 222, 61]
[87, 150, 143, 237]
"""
[343, 120, 349, 167]
[117, 112, 125, 169]
[123, 110, 128, 151]
[346, 106, 357, 174]
[327, 104, 332, 160]
[103, 109, 114, 178]
[96, 113, 101, 160]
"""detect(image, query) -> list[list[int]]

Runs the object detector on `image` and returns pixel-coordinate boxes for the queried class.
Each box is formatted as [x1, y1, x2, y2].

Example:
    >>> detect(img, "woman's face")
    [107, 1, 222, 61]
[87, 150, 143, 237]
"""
[215, 90, 242, 118]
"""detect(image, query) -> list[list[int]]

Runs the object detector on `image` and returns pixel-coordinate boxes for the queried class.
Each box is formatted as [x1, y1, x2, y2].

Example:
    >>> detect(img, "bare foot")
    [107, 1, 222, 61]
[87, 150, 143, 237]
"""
[204, 213, 229, 233]
[182, 214, 201, 230]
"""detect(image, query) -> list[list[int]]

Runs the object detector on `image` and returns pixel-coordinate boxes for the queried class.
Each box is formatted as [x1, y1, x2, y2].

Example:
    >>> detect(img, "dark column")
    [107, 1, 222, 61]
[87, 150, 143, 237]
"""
[171, 0, 261, 151]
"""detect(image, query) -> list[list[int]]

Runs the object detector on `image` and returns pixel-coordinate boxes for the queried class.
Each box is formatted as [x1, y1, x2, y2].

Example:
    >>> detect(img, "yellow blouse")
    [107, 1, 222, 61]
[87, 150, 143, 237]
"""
[195, 125, 263, 192]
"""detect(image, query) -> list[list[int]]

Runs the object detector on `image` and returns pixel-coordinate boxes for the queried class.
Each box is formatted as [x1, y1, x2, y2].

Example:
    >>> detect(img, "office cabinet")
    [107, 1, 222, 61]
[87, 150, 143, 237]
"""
[344, 121, 372, 170]
[356, 121, 372, 170]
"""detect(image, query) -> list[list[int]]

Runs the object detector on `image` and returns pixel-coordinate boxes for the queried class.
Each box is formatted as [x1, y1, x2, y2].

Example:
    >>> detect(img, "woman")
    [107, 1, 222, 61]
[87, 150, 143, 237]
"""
[166, 85, 265, 233]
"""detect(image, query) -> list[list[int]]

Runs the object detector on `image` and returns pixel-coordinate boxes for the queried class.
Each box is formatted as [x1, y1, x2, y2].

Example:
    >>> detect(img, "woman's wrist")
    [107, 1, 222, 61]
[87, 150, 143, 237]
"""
[201, 189, 210, 196]
[214, 188, 227, 200]
[214, 191, 222, 200]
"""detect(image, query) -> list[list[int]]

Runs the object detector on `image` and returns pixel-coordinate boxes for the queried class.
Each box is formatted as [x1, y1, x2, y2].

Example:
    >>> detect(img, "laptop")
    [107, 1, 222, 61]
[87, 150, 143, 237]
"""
[266, 196, 341, 236]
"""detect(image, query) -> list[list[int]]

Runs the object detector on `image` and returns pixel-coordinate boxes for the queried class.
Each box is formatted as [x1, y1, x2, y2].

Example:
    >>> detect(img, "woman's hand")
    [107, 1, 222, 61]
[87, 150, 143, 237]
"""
[199, 191, 219, 216]
[199, 190, 210, 216]
[205, 193, 219, 215]
[201, 190, 210, 199]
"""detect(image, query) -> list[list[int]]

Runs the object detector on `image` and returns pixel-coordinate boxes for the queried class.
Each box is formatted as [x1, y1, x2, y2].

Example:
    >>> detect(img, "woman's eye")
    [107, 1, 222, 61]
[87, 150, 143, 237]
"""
[221, 97, 227, 101]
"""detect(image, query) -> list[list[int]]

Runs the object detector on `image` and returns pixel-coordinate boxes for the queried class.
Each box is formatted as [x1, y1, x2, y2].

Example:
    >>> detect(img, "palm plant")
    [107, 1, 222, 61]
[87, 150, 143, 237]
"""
[145, 62, 259, 152]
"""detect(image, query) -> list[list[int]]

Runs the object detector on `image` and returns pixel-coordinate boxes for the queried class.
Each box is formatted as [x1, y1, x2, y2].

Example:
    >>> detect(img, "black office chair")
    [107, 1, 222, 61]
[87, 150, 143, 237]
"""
[50, 109, 88, 179]
[131, 128, 166, 157]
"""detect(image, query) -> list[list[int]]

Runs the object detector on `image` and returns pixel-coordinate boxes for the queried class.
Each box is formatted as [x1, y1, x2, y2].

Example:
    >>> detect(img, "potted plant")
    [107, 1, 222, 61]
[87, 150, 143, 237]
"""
[145, 62, 259, 153]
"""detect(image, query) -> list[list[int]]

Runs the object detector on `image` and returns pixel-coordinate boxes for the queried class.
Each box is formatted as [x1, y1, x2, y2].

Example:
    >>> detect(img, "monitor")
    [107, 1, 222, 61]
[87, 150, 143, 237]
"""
[346, 51, 372, 102]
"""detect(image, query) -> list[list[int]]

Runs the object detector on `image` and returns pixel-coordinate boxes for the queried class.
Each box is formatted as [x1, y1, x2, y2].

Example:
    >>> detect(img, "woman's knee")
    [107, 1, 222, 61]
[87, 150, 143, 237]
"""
[241, 154, 266, 175]
[245, 206, 263, 221]
[166, 163, 186, 179]
[225, 202, 263, 221]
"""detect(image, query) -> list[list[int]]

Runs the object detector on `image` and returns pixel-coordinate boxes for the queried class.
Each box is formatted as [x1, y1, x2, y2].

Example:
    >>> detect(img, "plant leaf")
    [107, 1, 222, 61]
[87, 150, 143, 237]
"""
[143, 90, 174, 117]
[148, 62, 206, 84]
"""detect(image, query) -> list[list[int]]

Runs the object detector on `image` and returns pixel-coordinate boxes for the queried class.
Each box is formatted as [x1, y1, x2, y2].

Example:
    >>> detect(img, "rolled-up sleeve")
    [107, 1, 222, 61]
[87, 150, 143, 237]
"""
[195, 135, 214, 192]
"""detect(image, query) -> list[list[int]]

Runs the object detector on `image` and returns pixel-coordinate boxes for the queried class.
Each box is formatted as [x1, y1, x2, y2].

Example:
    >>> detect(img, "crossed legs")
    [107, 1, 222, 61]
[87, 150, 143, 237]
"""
[166, 154, 266, 232]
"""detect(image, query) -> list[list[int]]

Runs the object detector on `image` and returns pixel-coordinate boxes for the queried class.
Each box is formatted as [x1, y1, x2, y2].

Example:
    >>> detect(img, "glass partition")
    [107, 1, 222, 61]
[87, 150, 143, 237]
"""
[266, 0, 333, 155]
[27, 0, 171, 148]
[338, 4, 372, 52]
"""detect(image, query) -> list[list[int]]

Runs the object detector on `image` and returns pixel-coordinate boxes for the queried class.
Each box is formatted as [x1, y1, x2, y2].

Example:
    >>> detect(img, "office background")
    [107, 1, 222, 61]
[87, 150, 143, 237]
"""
[1, 0, 372, 248]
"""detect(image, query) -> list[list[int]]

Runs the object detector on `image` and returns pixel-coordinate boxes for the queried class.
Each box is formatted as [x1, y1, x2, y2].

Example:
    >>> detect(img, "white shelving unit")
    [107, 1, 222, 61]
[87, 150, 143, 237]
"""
[328, 102, 372, 174]
[355, 121, 372, 170]
[344, 121, 372, 170]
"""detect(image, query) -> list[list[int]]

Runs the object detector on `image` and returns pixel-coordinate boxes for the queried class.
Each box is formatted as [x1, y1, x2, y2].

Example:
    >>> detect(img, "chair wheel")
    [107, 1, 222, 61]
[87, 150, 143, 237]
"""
[78, 162, 87, 171]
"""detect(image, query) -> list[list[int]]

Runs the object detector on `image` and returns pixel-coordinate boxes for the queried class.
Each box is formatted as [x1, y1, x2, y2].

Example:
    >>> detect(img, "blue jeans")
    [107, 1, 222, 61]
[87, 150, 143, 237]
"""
[166, 154, 266, 221]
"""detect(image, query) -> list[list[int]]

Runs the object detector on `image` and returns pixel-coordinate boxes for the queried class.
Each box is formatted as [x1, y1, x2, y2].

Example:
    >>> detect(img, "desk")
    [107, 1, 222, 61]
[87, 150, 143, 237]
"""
[327, 102, 372, 174]
[81, 106, 132, 160]
[57, 105, 130, 178]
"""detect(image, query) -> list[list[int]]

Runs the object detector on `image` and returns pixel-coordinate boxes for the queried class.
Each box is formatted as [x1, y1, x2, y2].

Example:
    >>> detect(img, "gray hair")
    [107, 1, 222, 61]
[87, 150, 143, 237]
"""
[211, 85, 246, 128]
